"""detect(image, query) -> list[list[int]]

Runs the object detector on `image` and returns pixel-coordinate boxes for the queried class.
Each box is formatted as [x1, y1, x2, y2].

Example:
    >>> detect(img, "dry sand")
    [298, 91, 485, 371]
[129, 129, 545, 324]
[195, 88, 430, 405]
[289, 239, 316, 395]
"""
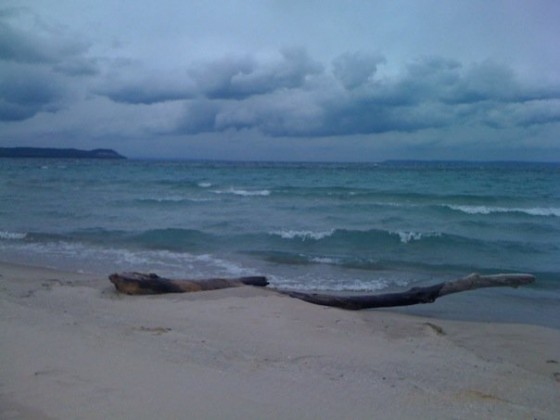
[1, 261, 559, 419]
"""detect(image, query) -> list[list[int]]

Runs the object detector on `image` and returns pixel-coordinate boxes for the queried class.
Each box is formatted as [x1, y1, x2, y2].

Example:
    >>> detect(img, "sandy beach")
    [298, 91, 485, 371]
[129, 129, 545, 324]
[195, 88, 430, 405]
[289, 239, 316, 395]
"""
[1, 261, 559, 419]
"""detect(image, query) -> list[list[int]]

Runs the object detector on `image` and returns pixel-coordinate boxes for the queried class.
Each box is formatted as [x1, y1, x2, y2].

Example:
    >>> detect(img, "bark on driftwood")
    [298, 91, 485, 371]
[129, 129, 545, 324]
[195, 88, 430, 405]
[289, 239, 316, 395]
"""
[279, 273, 535, 310]
[109, 271, 534, 311]
[109, 272, 268, 295]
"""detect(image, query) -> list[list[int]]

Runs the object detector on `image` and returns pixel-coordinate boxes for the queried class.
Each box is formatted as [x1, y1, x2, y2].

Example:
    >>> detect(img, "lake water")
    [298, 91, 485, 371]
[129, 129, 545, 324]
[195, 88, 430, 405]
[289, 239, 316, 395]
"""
[1, 159, 559, 327]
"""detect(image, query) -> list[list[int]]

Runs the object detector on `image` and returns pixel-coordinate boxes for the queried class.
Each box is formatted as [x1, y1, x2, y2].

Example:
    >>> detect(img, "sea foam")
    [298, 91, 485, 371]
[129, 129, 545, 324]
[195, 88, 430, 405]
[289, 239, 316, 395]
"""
[446, 205, 560, 217]
[394, 231, 442, 244]
[272, 229, 335, 241]
[0, 231, 27, 240]
[213, 188, 271, 197]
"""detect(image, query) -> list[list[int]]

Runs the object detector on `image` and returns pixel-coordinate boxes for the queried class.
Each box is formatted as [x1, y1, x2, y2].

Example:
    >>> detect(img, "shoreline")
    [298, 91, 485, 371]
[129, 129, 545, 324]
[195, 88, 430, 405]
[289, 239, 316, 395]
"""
[3, 251, 559, 330]
[2, 261, 559, 419]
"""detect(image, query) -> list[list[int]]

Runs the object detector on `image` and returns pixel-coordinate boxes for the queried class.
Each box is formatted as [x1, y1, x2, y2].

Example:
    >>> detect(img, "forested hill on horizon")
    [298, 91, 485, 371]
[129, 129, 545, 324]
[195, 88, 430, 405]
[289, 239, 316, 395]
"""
[0, 147, 126, 159]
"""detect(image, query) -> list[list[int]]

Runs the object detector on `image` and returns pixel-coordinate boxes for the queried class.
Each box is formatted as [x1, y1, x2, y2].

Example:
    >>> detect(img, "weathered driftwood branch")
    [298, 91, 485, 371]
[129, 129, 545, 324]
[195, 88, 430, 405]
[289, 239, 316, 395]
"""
[109, 272, 268, 295]
[278, 273, 535, 310]
[108, 272, 534, 311]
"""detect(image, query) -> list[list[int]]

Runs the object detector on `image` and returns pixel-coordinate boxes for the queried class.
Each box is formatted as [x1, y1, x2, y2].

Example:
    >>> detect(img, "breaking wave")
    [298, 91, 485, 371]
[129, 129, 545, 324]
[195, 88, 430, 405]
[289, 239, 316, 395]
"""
[271, 229, 336, 241]
[444, 205, 560, 217]
[212, 188, 271, 197]
[0, 230, 27, 240]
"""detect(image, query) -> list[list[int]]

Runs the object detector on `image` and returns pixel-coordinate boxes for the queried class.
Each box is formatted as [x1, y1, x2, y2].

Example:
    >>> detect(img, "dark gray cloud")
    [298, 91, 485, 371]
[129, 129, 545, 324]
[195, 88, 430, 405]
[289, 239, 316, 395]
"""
[52, 57, 99, 77]
[0, 8, 99, 121]
[332, 52, 385, 90]
[0, 8, 91, 66]
[0, 64, 64, 121]
[99, 48, 322, 104]
[177, 100, 224, 133]
[190, 48, 322, 99]
[2, 2, 559, 161]
[98, 74, 195, 105]
[169, 53, 560, 137]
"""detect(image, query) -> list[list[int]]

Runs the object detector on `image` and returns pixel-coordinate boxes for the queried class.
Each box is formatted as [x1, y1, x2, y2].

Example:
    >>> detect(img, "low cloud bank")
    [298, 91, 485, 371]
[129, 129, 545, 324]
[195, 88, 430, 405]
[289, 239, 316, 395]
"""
[2, 7, 560, 141]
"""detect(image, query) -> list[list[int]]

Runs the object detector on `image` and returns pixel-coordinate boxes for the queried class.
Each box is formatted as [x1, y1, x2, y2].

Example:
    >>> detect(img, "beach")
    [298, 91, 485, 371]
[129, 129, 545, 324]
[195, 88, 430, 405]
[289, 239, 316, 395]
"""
[1, 261, 559, 419]
[2, 1, 559, 417]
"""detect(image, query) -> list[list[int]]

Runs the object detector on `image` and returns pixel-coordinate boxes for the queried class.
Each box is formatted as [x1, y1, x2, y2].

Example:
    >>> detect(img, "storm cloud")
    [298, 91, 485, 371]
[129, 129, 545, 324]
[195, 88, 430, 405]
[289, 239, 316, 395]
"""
[0, 8, 84, 64]
[98, 48, 322, 104]
[1, 1, 559, 160]
[157, 53, 560, 137]
[0, 8, 97, 121]
[0, 63, 65, 121]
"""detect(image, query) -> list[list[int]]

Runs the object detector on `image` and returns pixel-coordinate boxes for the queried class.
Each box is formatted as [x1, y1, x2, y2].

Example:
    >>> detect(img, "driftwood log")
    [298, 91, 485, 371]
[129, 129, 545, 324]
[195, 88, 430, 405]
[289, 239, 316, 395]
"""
[279, 273, 535, 310]
[109, 272, 268, 295]
[109, 272, 534, 310]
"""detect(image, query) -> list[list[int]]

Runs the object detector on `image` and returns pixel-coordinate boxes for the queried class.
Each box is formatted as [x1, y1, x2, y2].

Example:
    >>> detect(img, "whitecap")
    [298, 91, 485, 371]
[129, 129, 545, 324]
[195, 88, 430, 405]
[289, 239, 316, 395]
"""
[0, 231, 27, 240]
[272, 229, 335, 241]
[520, 207, 560, 217]
[150, 196, 185, 202]
[310, 256, 340, 264]
[213, 188, 270, 197]
[140, 196, 216, 203]
[446, 205, 560, 217]
[394, 230, 441, 244]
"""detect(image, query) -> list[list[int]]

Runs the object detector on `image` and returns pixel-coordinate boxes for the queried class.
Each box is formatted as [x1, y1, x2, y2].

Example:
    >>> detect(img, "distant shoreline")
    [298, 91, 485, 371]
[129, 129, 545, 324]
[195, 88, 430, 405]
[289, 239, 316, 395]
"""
[125, 157, 560, 165]
[0, 147, 126, 159]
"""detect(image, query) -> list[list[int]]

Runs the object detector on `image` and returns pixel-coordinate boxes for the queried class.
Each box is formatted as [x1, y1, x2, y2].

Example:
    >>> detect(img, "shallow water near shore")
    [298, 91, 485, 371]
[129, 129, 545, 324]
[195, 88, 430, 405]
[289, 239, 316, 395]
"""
[1, 159, 559, 327]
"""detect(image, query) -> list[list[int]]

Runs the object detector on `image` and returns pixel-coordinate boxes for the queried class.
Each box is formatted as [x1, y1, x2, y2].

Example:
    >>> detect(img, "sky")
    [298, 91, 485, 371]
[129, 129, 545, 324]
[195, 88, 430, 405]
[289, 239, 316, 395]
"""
[1, 0, 559, 161]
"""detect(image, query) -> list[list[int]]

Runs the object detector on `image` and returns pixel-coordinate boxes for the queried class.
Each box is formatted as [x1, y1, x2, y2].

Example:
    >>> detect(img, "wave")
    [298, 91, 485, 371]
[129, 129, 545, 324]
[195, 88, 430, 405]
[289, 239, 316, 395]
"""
[444, 205, 560, 217]
[212, 188, 271, 197]
[270, 227, 445, 245]
[2, 227, 556, 294]
[251, 247, 548, 285]
[271, 228, 442, 244]
[134, 196, 217, 205]
[15, 228, 219, 254]
[271, 229, 335, 241]
[394, 230, 442, 244]
[259, 227, 556, 271]
[0, 230, 27, 240]
[8, 226, 549, 257]
[273, 185, 520, 203]
[0, 239, 255, 279]
[4, 225, 554, 276]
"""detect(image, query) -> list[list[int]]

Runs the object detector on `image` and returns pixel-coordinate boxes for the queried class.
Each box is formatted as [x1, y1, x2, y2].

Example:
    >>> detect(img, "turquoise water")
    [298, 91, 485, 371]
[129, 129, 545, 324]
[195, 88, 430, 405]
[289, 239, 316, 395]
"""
[1, 159, 559, 326]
